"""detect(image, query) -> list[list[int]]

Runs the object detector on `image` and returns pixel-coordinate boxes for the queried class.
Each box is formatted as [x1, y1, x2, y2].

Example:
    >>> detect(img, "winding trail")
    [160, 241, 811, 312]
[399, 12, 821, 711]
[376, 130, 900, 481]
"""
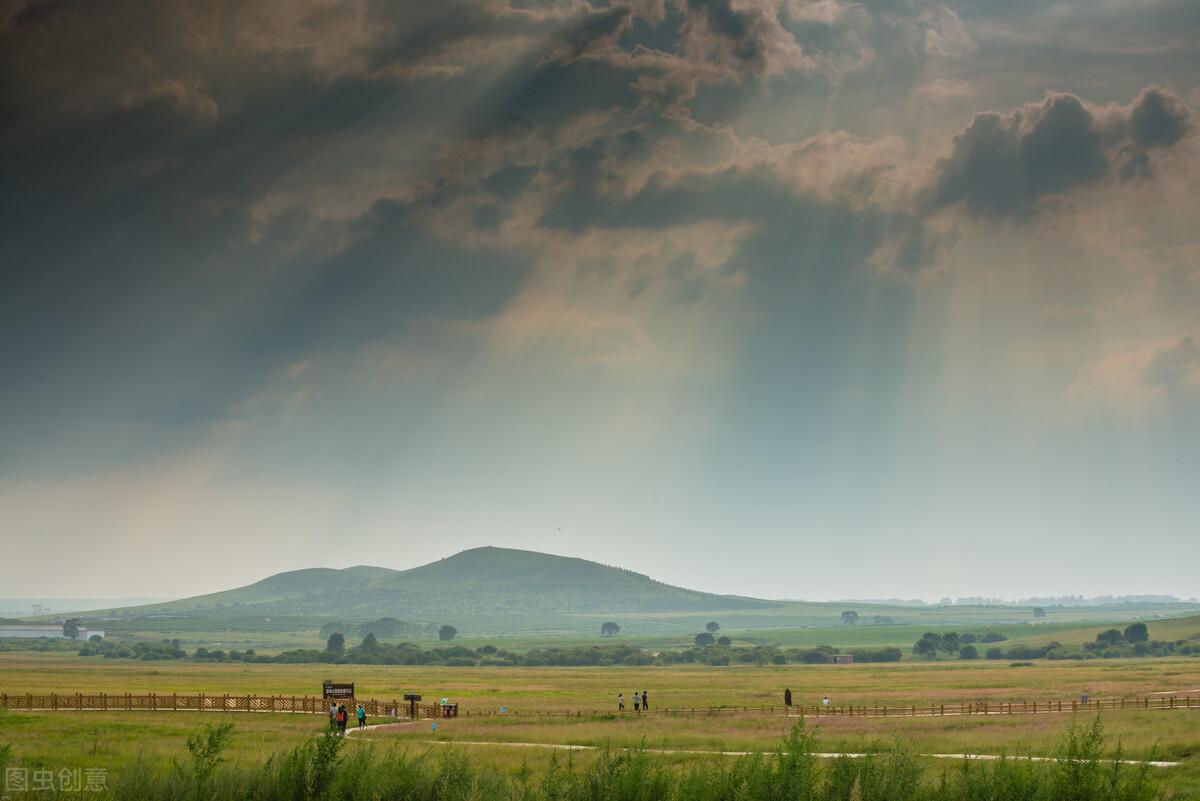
[404, 737, 1181, 768]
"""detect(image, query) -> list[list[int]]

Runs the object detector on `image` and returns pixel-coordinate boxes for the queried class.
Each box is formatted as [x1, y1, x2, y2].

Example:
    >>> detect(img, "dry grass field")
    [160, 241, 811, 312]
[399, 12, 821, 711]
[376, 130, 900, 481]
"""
[2, 653, 1198, 795]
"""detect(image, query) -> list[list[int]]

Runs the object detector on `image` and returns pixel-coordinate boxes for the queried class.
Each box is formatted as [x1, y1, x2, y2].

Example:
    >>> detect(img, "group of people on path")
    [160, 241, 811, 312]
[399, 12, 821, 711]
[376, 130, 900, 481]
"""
[328, 702, 368, 734]
[617, 690, 649, 712]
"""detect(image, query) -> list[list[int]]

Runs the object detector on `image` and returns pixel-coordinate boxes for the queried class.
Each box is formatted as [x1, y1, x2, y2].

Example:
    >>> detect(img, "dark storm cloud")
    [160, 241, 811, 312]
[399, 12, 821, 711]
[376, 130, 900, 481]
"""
[1129, 87, 1190, 149]
[0, 0, 545, 474]
[928, 87, 1191, 218]
[677, 0, 807, 78]
[685, 0, 766, 69]
[0, 191, 528, 477]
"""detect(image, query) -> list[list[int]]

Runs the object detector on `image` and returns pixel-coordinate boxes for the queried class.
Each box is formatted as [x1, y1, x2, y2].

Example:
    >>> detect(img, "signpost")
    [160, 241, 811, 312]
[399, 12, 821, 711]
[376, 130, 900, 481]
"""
[404, 693, 422, 720]
[322, 680, 355, 701]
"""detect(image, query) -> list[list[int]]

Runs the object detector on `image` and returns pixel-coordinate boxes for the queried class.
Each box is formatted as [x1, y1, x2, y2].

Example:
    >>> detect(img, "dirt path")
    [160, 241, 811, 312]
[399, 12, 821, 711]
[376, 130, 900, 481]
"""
[409, 738, 1180, 768]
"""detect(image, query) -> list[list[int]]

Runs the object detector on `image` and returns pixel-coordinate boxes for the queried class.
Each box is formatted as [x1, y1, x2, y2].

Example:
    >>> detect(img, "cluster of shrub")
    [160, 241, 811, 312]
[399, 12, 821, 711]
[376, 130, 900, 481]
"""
[317, 617, 440, 640]
[79, 639, 188, 660]
[78, 639, 273, 662]
[1074, 622, 1197, 659]
[912, 630, 1009, 659]
[911, 622, 1199, 662]
[232, 638, 903, 667]
[78, 632, 901, 666]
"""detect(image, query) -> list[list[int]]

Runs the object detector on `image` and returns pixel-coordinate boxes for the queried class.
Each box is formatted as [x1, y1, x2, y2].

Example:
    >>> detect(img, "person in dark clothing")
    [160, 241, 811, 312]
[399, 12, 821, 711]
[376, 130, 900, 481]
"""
[633, 692, 640, 712]
[641, 691, 648, 712]
[784, 688, 792, 707]
[336, 704, 348, 735]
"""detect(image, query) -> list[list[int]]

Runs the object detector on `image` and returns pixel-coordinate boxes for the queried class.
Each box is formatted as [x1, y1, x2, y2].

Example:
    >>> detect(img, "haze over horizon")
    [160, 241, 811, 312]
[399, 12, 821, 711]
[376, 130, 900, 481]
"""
[2, 0, 1198, 603]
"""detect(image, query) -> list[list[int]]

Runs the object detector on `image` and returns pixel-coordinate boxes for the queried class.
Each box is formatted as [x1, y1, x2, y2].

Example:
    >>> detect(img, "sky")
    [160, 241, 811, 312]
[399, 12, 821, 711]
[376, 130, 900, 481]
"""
[1, 0, 1198, 603]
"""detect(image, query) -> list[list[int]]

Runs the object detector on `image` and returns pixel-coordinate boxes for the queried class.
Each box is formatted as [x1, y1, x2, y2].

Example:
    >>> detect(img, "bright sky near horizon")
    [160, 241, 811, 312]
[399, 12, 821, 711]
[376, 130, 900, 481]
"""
[1, 0, 1198, 602]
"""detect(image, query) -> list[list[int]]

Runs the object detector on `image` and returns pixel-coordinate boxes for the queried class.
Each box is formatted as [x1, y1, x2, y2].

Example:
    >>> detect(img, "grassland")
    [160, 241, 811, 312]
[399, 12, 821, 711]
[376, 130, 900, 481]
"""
[2, 653, 1198, 796]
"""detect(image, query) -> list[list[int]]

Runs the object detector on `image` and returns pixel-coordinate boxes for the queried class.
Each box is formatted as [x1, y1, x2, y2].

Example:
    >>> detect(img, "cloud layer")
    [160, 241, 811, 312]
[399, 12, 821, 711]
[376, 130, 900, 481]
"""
[2, 0, 1199, 599]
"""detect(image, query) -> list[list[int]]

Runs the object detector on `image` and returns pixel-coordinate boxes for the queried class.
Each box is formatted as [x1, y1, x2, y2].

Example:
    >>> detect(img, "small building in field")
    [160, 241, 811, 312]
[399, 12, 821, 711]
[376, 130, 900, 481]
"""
[832, 654, 854, 665]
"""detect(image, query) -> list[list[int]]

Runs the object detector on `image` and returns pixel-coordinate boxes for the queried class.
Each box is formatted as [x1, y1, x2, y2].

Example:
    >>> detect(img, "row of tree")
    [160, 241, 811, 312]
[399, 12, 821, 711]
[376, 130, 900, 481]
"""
[601, 620, 724, 639]
[912, 631, 1010, 657]
[325, 625, 456, 654]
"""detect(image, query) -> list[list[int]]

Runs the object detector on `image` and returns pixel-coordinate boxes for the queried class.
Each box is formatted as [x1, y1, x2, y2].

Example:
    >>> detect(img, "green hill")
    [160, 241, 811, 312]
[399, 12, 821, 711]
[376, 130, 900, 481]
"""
[115, 547, 775, 619]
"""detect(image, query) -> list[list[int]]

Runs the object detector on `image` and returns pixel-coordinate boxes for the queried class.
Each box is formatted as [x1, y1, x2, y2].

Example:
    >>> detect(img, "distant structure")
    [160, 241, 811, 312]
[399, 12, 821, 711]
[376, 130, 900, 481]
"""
[0, 625, 104, 640]
[32, 604, 48, 615]
[832, 654, 854, 665]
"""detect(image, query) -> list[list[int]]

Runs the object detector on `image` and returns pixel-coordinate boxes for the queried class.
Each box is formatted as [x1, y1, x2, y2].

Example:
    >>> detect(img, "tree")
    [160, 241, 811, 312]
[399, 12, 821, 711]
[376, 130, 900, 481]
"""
[705, 621, 721, 634]
[717, 636, 732, 646]
[913, 633, 940, 657]
[438, 625, 458, 641]
[959, 645, 978, 660]
[325, 633, 345, 654]
[1033, 607, 1046, 619]
[600, 621, 621, 637]
[62, 618, 82, 639]
[694, 632, 715, 647]
[360, 633, 378, 653]
[841, 611, 859, 625]
[1123, 623, 1148, 643]
[980, 632, 1007, 643]
[1096, 628, 1123, 646]
[939, 632, 961, 654]
[960, 633, 977, 644]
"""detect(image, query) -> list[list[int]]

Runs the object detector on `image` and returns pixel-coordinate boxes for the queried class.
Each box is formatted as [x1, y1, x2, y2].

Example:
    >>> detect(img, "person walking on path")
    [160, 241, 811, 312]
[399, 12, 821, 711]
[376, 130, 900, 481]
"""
[329, 702, 338, 730]
[822, 696, 830, 708]
[336, 704, 349, 736]
[633, 692, 640, 712]
[618, 693, 624, 712]
[641, 691, 648, 712]
[356, 703, 367, 729]
[784, 688, 792, 707]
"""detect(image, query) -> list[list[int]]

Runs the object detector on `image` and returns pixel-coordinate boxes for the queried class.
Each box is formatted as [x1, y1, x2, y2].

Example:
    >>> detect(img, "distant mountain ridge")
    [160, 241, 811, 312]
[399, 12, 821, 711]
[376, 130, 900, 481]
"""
[117, 547, 776, 618]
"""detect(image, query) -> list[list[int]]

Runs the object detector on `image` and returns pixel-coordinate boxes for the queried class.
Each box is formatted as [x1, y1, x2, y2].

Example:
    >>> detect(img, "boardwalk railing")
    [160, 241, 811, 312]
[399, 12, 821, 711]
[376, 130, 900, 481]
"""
[1, 692, 1195, 719]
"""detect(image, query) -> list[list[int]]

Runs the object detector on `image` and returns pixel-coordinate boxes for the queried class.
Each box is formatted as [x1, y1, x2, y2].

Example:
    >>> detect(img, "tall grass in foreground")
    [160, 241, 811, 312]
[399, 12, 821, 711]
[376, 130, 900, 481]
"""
[7, 719, 1173, 800]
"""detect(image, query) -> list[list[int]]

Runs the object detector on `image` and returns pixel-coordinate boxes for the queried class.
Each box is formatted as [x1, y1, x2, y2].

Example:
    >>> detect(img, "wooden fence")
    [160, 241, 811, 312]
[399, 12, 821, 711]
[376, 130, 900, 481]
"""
[0, 693, 451, 719]
[1, 692, 1195, 719]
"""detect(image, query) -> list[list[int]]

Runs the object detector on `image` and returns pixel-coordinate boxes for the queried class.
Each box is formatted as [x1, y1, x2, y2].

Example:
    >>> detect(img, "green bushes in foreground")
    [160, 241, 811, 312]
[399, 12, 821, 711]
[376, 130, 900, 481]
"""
[2, 718, 1166, 800]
